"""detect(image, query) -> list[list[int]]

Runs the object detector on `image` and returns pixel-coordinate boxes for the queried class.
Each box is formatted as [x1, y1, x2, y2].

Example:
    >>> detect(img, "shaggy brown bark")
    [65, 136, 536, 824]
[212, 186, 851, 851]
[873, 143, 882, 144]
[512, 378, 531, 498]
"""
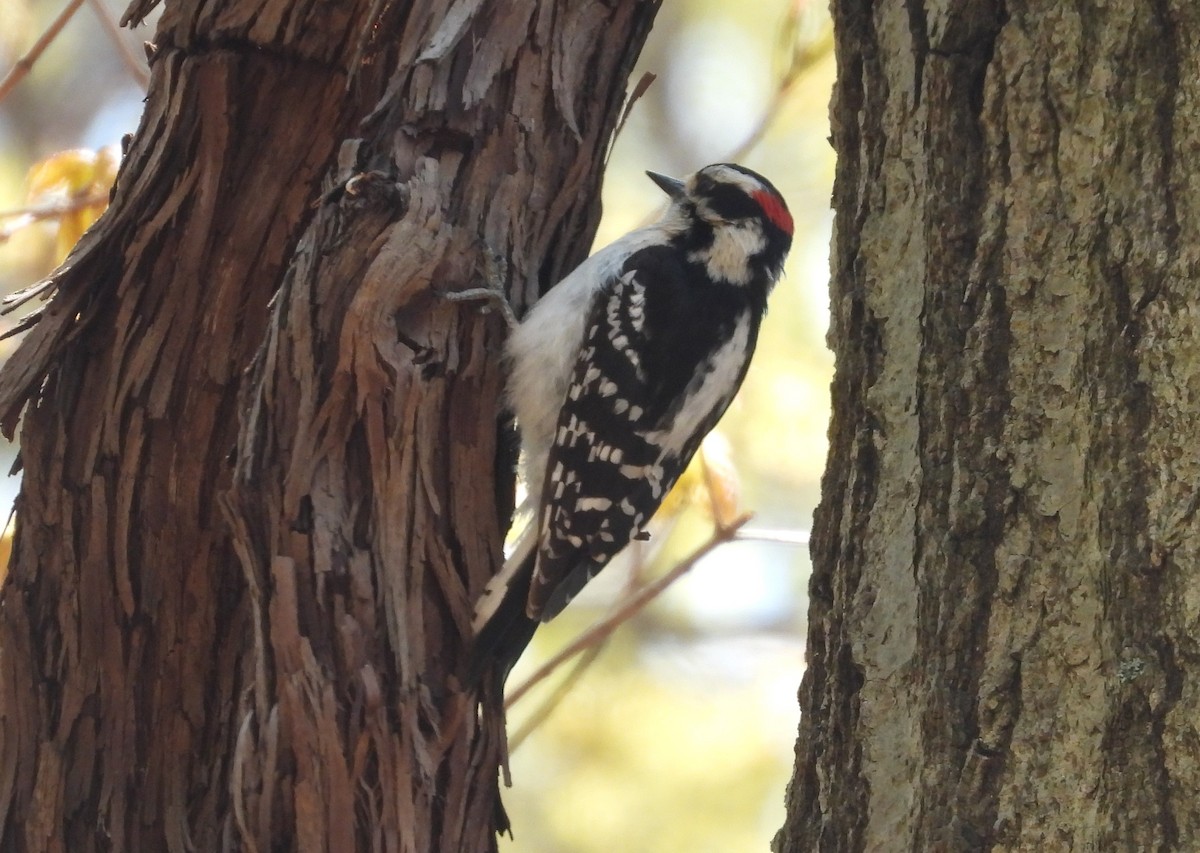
[777, 2, 1200, 850]
[0, 0, 659, 850]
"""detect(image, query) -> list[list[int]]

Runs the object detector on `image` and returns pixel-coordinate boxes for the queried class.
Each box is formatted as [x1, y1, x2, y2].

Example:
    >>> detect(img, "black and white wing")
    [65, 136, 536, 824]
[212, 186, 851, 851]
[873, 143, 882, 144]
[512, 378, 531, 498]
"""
[527, 245, 758, 620]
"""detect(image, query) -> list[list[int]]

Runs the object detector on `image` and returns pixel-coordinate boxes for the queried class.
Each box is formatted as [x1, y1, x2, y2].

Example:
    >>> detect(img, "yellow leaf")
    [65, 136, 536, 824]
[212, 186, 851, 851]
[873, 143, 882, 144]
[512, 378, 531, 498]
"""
[24, 146, 117, 263]
[655, 458, 701, 525]
[654, 432, 742, 527]
[697, 435, 742, 528]
[27, 149, 97, 198]
[0, 519, 11, 585]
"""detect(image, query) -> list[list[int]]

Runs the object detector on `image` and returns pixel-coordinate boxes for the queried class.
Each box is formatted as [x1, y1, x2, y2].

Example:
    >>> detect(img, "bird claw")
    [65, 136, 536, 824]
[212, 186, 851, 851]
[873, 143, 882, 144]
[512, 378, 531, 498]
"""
[440, 287, 519, 330]
[439, 244, 519, 329]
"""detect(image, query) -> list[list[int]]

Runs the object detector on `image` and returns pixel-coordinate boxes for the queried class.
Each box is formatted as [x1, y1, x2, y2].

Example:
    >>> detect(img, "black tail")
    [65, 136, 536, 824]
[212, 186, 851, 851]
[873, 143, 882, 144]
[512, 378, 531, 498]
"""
[467, 543, 539, 695]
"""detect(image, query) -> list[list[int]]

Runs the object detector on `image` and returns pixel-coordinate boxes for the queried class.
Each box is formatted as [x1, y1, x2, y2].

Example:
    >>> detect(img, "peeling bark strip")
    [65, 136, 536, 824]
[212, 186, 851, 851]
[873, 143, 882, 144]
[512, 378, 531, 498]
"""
[0, 0, 660, 850]
[777, 2, 1200, 851]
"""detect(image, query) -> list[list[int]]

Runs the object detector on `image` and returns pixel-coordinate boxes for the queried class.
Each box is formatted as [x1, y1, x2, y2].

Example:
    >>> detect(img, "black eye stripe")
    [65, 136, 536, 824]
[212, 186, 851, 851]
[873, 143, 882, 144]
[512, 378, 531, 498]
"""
[695, 164, 787, 218]
[704, 183, 762, 221]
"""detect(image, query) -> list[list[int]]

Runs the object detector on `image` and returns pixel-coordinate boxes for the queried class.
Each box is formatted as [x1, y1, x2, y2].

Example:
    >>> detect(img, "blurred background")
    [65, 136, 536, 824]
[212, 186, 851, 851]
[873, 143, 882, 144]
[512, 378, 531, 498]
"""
[0, 0, 835, 849]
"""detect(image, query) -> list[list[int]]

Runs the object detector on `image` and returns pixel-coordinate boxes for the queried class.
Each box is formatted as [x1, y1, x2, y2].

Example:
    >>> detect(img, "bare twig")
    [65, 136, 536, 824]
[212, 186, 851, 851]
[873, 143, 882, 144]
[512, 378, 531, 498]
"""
[0, 191, 110, 242]
[508, 641, 604, 752]
[722, 18, 833, 166]
[505, 513, 753, 707]
[609, 71, 657, 159]
[85, 0, 149, 89]
[629, 20, 832, 228]
[0, 0, 88, 105]
[506, 537, 652, 749]
[0, 191, 110, 221]
[736, 527, 811, 546]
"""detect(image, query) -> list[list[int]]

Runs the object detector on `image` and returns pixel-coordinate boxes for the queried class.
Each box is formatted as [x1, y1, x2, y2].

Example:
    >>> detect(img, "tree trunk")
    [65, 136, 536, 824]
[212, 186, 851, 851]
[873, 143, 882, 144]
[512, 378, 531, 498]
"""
[777, 1, 1200, 850]
[0, 1, 659, 850]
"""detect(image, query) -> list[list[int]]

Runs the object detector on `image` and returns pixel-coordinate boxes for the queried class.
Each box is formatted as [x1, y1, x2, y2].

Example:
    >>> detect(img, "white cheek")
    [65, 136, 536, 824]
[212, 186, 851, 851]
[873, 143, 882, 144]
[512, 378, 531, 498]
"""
[689, 224, 765, 285]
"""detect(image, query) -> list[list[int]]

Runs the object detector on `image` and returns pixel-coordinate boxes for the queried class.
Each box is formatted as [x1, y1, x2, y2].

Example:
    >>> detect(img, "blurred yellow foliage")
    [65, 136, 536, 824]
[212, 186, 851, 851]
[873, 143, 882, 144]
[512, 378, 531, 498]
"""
[0, 520, 11, 586]
[656, 433, 742, 531]
[0, 0, 35, 58]
[503, 659, 796, 853]
[19, 145, 117, 262]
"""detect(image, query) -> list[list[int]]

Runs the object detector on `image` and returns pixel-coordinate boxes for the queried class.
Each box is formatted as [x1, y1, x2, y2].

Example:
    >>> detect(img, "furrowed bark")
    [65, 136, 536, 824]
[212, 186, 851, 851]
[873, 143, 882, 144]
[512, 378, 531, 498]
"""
[222, 3, 661, 843]
[0, 0, 660, 849]
[778, 1, 1200, 850]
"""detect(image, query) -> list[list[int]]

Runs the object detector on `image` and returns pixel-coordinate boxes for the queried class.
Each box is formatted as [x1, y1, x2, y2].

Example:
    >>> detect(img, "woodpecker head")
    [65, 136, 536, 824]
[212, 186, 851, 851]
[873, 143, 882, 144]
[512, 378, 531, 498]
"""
[647, 163, 793, 288]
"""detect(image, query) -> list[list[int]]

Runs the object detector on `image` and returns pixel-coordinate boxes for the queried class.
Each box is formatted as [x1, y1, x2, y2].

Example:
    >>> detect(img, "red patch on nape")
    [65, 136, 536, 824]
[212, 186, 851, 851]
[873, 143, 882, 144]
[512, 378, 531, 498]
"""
[752, 189, 793, 236]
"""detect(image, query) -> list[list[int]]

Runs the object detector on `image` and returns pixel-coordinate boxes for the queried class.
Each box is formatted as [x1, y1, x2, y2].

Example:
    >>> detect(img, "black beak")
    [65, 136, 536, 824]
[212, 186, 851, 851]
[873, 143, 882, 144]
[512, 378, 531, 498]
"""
[646, 171, 686, 200]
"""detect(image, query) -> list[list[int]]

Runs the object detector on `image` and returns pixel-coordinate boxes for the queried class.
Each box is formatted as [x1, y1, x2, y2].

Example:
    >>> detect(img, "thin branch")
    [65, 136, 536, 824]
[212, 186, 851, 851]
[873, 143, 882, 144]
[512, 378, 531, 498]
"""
[85, 0, 149, 89]
[0, 191, 110, 242]
[506, 537, 652, 749]
[736, 527, 811, 546]
[0, 0, 88, 105]
[723, 22, 833, 166]
[607, 71, 657, 162]
[0, 191, 110, 221]
[508, 641, 604, 752]
[629, 22, 832, 229]
[505, 512, 753, 707]
[502, 518, 807, 749]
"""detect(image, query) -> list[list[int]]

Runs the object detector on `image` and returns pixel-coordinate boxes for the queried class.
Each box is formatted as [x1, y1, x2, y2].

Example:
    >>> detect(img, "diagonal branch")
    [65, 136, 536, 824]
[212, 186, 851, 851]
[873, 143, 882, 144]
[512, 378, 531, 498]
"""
[0, 0, 87, 105]
[505, 512, 753, 708]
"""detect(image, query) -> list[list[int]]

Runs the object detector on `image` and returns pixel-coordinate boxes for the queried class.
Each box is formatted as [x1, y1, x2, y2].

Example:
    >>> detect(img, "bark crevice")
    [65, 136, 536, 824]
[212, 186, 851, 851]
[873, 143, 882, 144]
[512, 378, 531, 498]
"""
[0, 1, 661, 849]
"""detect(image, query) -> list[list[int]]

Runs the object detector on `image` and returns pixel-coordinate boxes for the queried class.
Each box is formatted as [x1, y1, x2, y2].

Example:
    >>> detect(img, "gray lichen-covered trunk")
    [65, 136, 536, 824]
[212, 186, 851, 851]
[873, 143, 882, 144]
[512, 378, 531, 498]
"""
[0, 0, 659, 850]
[777, 2, 1200, 850]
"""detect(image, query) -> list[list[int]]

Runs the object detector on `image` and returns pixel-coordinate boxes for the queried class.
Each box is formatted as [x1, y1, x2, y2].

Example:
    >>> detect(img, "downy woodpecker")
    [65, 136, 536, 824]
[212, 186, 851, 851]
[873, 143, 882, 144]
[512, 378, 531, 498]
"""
[471, 163, 793, 687]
